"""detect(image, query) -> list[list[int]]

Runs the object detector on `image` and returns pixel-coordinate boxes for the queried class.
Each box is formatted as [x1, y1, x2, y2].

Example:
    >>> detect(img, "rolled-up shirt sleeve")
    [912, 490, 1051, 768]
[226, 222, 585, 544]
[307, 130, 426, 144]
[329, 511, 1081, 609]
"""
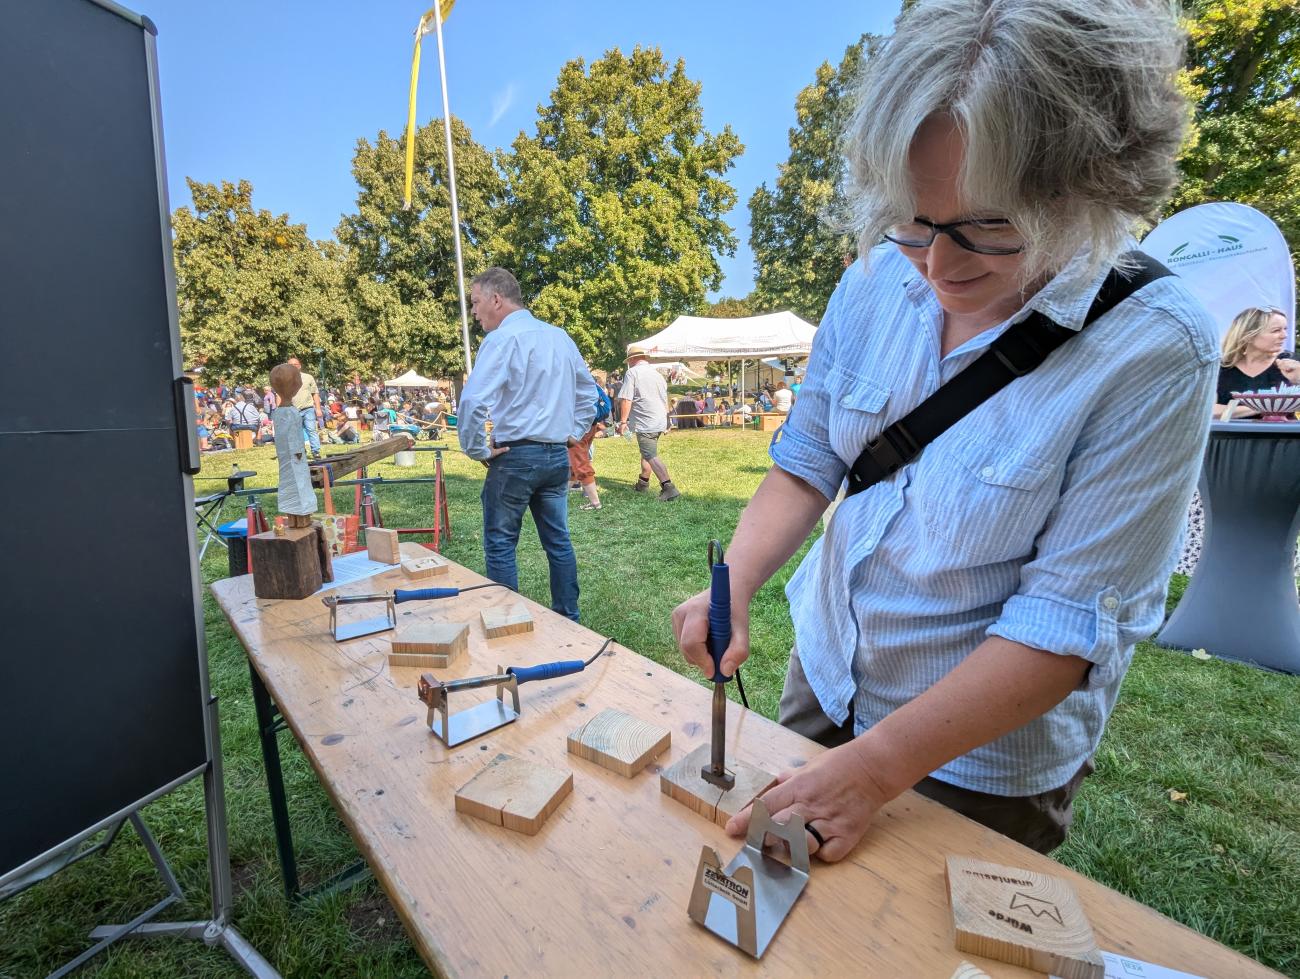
[769, 277, 849, 501]
[988, 359, 1216, 689]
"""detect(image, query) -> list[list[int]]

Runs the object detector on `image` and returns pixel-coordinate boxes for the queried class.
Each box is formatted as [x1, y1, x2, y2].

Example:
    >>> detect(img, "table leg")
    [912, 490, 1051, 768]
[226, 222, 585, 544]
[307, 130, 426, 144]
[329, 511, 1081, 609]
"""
[248, 661, 372, 902]
[248, 662, 301, 901]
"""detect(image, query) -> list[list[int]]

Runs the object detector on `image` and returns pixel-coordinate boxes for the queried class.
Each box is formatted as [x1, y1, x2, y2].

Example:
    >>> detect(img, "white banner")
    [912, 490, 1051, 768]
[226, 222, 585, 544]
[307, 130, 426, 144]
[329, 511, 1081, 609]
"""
[1142, 202, 1295, 349]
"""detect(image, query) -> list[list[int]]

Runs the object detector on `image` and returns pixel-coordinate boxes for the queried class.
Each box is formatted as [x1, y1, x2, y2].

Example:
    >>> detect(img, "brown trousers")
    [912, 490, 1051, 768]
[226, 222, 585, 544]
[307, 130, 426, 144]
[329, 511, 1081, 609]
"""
[778, 648, 1093, 854]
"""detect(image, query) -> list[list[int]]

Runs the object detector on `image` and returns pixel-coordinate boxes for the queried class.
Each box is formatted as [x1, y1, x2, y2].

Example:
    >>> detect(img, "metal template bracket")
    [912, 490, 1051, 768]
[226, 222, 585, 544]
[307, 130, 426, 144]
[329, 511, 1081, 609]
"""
[687, 797, 810, 958]
[419, 666, 521, 747]
[323, 593, 396, 642]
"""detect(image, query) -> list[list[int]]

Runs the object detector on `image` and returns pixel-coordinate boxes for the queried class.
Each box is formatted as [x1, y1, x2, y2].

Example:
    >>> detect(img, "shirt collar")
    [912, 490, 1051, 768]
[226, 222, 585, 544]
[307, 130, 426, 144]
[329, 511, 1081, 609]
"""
[496, 308, 530, 332]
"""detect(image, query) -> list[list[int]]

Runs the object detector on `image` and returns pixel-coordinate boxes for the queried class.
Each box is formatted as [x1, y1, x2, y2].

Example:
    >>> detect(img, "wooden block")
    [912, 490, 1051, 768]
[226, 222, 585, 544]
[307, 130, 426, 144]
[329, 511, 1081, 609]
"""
[314, 523, 334, 583]
[480, 601, 534, 639]
[388, 622, 468, 669]
[399, 541, 449, 579]
[366, 526, 400, 564]
[249, 527, 324, 600]
[454, 753, 572, 835]
[659, 743, 776, 828]
[567, 708, 670, 778]
[945, 856, 1104, 979]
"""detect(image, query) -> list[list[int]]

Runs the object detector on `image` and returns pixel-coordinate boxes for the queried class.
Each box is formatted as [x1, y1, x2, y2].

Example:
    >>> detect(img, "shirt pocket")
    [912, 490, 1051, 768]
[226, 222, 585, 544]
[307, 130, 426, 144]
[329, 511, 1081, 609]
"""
[829, 368, 891, 458]
[916, 433, 1058, 564]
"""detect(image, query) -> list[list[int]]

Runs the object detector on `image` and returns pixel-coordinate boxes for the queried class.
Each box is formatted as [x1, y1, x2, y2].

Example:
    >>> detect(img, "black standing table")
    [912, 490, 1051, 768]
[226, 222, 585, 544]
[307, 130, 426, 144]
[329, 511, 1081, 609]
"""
[1158, 420, 1300, 672]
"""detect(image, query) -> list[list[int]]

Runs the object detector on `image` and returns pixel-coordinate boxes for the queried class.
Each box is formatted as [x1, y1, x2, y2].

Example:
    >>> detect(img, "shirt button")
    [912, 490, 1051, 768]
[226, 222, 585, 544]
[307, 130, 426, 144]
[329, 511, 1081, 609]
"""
[1103, 596, 1119, 610]
[980, 466, 995, 479]
[841, 395, 851, 405]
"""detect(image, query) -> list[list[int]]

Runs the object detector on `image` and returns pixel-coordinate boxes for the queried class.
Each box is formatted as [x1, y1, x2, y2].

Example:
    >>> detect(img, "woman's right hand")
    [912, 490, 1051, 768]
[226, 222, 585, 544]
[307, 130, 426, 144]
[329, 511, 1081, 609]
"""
[672, 588, 751, 678]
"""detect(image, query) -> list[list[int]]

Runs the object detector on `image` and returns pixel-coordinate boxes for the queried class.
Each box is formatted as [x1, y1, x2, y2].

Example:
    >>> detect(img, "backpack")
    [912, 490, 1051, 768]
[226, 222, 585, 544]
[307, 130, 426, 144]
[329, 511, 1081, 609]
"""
[593, 385, 613, 424]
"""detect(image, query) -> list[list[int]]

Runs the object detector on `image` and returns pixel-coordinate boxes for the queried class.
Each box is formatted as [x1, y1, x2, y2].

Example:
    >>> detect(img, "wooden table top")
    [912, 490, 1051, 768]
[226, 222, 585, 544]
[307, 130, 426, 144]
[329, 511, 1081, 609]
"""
[211, 560, 1277, 978]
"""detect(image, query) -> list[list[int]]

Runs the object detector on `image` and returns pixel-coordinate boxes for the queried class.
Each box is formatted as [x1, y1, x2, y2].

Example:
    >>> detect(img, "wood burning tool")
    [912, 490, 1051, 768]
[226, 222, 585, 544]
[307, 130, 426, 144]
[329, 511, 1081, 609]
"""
[702, 540, 737, 789]
[416, 639, 613, 746]
[321, 583, 505, 641]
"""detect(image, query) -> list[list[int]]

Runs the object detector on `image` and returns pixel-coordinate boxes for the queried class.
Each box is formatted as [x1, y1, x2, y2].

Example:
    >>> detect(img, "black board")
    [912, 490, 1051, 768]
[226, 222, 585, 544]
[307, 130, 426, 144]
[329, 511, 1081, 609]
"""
[0, 0, 208, 876]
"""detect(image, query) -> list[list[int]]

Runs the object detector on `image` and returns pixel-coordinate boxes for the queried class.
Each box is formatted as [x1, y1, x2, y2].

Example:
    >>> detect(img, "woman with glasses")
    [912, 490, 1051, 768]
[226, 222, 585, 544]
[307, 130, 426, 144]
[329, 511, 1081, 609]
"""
[673, 0, 1217, 860]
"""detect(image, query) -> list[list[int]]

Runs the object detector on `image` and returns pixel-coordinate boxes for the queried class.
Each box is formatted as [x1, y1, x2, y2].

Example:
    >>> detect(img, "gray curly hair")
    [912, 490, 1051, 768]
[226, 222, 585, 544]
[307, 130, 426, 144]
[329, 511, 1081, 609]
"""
[842, 0, 1190, 281]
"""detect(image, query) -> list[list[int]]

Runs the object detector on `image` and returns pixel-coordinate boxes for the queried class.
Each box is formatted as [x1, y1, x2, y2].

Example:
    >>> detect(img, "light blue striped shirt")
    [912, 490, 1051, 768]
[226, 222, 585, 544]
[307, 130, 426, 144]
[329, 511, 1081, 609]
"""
[458, 309, 598, 462]
[771, 245, 1217, 795]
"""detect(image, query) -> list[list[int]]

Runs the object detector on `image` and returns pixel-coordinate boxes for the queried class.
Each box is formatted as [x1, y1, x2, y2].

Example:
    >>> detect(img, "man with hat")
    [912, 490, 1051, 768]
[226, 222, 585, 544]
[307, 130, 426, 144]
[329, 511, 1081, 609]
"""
[616, 345, 680, 501]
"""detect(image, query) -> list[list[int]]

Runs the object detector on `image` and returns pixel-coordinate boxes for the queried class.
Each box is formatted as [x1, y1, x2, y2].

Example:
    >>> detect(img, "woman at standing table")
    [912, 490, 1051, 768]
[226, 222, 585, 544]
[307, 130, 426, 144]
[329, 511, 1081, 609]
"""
[672, 0, 1216, 858]
[1213, 306, 1300, 419]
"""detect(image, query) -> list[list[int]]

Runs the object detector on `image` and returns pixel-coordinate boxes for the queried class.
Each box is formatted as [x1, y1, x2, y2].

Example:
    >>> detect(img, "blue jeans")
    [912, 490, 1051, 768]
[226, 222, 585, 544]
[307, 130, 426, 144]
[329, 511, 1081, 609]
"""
[299, 407, 320, 455]
[481, 443, 579, 621]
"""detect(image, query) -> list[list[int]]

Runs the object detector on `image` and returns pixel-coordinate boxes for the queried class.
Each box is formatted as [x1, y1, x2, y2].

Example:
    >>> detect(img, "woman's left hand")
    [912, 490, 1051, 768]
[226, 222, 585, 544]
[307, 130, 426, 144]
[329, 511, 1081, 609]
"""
[725, 739, 893, 862]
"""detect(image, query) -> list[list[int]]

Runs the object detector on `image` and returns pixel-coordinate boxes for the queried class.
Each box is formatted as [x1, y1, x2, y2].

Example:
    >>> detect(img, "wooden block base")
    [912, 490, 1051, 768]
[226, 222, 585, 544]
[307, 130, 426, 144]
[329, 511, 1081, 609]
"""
[945, 856, 1104, 979]
[568, 708, 670, 778]
[366, 526, 400, 564]
[399, 541, 449, 579]
[250, 527, 324, 600]
[481, 601, 533, 639]
[388, 622, 468, 669]
[659, 744, 776, 828]
[454, 753, 572, 835]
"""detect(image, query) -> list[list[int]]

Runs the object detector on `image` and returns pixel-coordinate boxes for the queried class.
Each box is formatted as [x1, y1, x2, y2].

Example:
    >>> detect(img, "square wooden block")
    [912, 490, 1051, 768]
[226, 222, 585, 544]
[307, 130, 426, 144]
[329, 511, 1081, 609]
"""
[945, 856, 1104, 979]
[455, 753, 572, 835]
[659, 743, 776, 828]
[399, 541, 449, 580]
[249, 527, 324, 600]
[388, 621, 468, 669]
[366, 526, 400, 564]
[568, 708, 670, 778]
[481, 601, 533, 639]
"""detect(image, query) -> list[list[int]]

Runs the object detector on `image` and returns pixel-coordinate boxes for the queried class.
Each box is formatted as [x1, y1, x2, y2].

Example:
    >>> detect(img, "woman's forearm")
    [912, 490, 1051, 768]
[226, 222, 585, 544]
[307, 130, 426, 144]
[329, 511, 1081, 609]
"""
[853, 635, 1091, 799]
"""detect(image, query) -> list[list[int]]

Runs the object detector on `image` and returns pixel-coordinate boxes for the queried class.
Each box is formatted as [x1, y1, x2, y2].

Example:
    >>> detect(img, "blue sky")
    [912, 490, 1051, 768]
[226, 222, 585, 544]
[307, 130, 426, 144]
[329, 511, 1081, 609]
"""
[143, 0, 900, 298]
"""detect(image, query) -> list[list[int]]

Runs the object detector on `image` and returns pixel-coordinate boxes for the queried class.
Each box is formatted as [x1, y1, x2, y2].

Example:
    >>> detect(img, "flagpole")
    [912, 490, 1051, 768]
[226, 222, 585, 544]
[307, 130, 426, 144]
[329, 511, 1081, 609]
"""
[432, 2, 474, 375]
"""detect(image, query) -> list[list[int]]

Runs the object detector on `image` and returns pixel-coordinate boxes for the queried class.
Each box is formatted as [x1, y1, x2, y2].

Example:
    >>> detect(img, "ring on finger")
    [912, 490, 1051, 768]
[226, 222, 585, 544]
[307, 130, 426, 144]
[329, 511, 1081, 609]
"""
[805, 821, 826, 849]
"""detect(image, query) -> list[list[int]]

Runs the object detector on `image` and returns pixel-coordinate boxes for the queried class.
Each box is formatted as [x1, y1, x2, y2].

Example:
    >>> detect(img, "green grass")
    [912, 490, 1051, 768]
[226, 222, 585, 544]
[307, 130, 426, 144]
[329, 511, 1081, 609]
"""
[2, 429, 1296, 977]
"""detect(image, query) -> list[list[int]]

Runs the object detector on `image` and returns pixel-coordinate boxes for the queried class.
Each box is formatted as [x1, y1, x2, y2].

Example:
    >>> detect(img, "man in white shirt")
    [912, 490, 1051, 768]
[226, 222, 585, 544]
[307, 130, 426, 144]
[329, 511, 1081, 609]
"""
[459, 267, 598, 622]
[615, 346, 680, 501]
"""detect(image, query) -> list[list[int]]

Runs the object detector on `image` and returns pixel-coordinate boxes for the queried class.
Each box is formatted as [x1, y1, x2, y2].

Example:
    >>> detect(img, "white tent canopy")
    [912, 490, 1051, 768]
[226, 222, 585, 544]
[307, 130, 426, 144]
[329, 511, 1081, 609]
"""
[386, 369, 437, 387]
[633, 311, 816, 361]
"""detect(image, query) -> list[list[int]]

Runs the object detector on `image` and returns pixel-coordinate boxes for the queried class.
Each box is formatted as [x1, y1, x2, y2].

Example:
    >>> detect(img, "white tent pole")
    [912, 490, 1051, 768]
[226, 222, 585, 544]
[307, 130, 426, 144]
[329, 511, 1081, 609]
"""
[432, 1, 474, 375]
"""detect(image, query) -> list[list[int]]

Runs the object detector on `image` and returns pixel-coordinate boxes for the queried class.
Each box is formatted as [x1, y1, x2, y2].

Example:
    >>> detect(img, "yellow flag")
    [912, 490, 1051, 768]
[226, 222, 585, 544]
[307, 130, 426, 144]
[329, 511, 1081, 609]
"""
[403, 1, 458, 210]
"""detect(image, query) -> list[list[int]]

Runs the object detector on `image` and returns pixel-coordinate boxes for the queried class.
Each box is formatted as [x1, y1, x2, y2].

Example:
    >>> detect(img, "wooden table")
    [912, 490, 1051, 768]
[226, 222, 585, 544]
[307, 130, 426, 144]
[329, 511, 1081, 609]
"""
[211, 561, 1277, 978]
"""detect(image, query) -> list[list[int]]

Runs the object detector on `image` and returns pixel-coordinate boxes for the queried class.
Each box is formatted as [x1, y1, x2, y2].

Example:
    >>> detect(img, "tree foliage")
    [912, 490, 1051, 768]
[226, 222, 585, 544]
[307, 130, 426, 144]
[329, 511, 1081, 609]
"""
[495, 46, 743, 367]
[337, 117, 502, 377]
[748, 35, 879, 325]
[1169, 1, 1300, 253]
[173, 178, 352, 384]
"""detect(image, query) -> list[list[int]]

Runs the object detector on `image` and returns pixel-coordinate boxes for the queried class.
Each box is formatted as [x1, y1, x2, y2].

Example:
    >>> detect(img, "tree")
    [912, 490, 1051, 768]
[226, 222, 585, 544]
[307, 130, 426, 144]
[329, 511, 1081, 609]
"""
[496, 46, 743, 367]
[748, 35, 880, 325]
[173, 179, 352, 384]
[1168, 1, 1300, 255]
[337, 117, 502, 377]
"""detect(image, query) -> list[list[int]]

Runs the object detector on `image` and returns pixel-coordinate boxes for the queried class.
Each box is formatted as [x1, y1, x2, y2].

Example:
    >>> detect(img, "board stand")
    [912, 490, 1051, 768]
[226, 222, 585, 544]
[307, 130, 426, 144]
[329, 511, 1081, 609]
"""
[324, 592, 396, 641]
[419, 668, 521, 747]
[687, 797, 811, 959]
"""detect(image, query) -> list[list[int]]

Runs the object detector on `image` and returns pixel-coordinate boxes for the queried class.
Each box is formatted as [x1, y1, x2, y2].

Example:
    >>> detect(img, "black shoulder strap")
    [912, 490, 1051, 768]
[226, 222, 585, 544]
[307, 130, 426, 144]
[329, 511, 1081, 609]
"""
[844, 251, 1170, 498]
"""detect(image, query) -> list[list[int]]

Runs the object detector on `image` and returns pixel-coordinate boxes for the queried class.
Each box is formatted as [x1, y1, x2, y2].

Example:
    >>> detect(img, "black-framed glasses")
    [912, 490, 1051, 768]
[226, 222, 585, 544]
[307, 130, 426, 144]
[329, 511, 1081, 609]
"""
[883, 217, 1026, 255]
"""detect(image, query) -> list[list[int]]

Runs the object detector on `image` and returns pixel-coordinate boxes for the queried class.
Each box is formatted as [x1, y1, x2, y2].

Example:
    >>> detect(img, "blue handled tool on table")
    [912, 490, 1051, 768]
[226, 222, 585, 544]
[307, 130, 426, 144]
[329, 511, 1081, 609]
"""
[321, 582, 506, 641]
[702, 539, 736, 790]
[416, 639, 613, 747]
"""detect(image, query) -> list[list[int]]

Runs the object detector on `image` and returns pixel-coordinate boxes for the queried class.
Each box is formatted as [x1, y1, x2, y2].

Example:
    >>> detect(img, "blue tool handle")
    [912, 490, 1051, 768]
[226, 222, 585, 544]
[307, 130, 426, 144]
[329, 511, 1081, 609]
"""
[393, 587, 459, 603]
[707, 561, 731, 683]
[508, 660, 586, 685]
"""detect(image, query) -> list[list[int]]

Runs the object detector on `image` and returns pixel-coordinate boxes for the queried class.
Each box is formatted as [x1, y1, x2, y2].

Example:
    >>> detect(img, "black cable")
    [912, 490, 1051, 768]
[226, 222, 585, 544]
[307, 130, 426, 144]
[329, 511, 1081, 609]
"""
[734, 667, 749, 709]
[583, 637, 615, 669]
[460, 582, 508, 594]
